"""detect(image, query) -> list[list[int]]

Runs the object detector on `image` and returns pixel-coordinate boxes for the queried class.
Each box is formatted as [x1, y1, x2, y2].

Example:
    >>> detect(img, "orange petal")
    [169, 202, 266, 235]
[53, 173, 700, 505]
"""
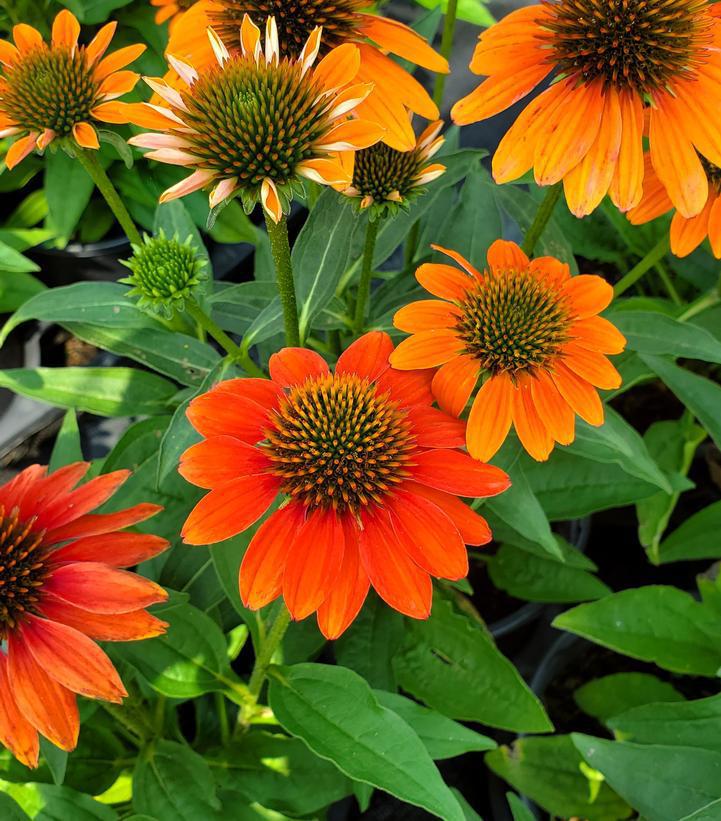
[179, 436, 272, 489]
[394, 300, 461, 333]
[670, 198, 713, 258]
[609, 89, 645, 212]
[269, 347, 330, 387]
[95, 44, 146, 82]
[376, 366, 435, 408]
[708, 194, 721, 258]
[99, 69, 140, 98]
[0, 654, 39, 769]
[403, 481, 492, 546]
[358, 507, 432, 620]
[563, 275, 614, 319]
[72, 122, 99, 149]
[86, 21, 117, 66]
[51, 531, 169, 567]
[39, 596, 167, 642]
[0, 39, 20, 67]
[20, 616, 126, 703]
[432, 354, 480, 417]
[389, 329, 464, 370]
[358, 14, 448, 73]
[466, 373, 514, 462]
[336, 331, 393, 381]
[182, 474, 280, 545]
[313, 42, 360, 92]
[187, 390, 271, 442]
[212, 376, 284, 409]
[487, 239, 529, 271]
[412, 449, 510, 498]
[283, 507, 345, 620]
[511, 379, 554, 461]
[407, 406, 467, 448]
[240, 503, 306, 610]
[261, 178, 282, 223]
[357, 44, 438, 120]
[13, 23, 44, 54]
[51, 9, 80, 50]
[5, 133, 37, 169]
[530, 370, 576, 446]
[7, 635, 78, 752]
[37, 469, 130, 532]
[551, 361, 604, 426]
[316, 119, 385, 151]
[562, 342, 622, 390]
[354, 87, 416, 152]
[570, 315, 626, 355]
[431, 244, 483, 279]
[45, 503, 162, 543]
[416, 262, 474, 300]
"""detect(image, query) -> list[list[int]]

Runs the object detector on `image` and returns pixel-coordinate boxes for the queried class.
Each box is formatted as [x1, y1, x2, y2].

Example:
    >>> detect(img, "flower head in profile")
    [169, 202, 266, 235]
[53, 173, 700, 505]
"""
[179, 332, 510, 638]
[120, 231, 208, 317]
[165, 0, 448, 151]
[451, 1, 721, 219]
[628, 154, 721, 259]
[340, 120, 446, 218]
[390, 241, 626, 462]
[129, 16, 384, 223]
[0, 10, 145, 169]
[151, 0, 199, 26]
[0, 463, 169, 768]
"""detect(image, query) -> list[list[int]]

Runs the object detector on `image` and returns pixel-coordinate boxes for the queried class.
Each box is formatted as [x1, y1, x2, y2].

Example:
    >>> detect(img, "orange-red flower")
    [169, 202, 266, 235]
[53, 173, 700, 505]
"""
[152, 0, 199, 26]
[164, 0, 448, 151]
[128, 16, 384, 223]
[390, 241, 626, 463]
[451, 1, 721, 219]
[628, 154, 721, 258]
[179, 332, 510, 638]
[0, 10, 146, 168]
[0, 463, 168, 768]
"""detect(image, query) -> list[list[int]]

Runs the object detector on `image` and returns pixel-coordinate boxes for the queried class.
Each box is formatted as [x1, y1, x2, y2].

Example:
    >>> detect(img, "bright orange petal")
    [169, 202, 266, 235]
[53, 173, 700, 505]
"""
[359, 14, 448, 73]
[85, 21, 117, 66]
[416, 262, 473, 300]
[432, 354, 480, 417]
[670, 197, 712, 258]
[51, 531, 169, 567]
[315, 119, 385, 151]
[13, 24, 44, 54]
[375, 366, 435, 408]
[269, 347, 330, 387]
[389, 329, 463, 370]
[186, 391, 271, 442]
[407, 406, 467, 448]
[708, 194, 721, 258]
[412, 449, 510, 498]
[530, 370, 575, 446]
[336, 331, 393, 381]
[179, 436, 271, 489]
[5, 133, 38, 169]
[551, 361, 604, 426]
[45, 503, 162, 542]
[563, 275, 614, 319]
[51, 10, 80, 49]
[394, 300, 462, 333]
[0, 654, 39, 769]
[94, 44, 146, 82]
[562, 343, 622, 390]
[403, 481, 492, 546]
[511, 379, 554, 461]
[609, 89, 644, 212]
[487, 239, 529, 271]
[72, 122, 99, 149]
[313, 42, 360, 92]
[466, 373, 514, 462]
[570, 316, 627, 355]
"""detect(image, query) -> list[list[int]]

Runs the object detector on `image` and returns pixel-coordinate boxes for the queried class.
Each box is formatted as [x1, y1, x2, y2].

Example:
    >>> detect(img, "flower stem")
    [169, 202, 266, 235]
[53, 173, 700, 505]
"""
[75, 148, 142, 246]
[215, 692, 230, 745]
[264, 213, 300, 347]
[614, 236, 670, 297]
[432, 0, 459, 109]
[186, 298, 265, 377]
[678, 289, 721, 322]
[353, 217, 380, 335]
[521, 183, 562, 258]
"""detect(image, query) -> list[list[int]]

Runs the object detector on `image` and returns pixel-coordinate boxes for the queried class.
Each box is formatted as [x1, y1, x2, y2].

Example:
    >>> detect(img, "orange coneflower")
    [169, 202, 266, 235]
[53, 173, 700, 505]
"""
[0, 463, 169, 768]
[151, 0, 199, 26]
[128, 16, 384, 223]
[451, 1, 721, 219]
[339, 119, 446, 217]
[0, 10, 146, 169]
[164, 0, 448, 151]
[390, 240, 626, 463]
[179, 332, 510, 638]
[629, 154, 721, 258]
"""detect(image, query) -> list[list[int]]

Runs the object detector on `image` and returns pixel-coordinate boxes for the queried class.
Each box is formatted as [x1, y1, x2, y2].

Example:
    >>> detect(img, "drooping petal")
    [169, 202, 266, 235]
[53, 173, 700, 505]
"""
[466, 373, 514, 462]
[511, 379, 554, 462]
[6, 133, 38, 169]
[0, 654, 39, 769]
[530, 370, 576, 446]
[358, 14, 449, 72]
[609, 89, 644, 212]
[551, 361, 604, 426]
[570, 316, 627, 354]
[411, 449, 511, 498]
[562, 342, 622, 390]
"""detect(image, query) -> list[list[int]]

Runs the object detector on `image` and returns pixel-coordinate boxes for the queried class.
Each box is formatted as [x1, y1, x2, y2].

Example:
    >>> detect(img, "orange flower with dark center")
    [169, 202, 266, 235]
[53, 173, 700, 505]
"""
[129, 16, 384, 222]
[0, 10, 146, 168]
[0, 463, 168, 768]
[451, 1, 721, 219]
[390, 240, 626, 462]
[629, 154, 721, 258]
[151, 0, 199, 26]
[179, 332, 510, 638]
[164, 0, 449, 151]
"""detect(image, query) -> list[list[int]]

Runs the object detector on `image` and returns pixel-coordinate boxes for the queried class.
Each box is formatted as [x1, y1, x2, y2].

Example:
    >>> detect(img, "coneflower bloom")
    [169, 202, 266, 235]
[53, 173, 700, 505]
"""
[0, 463, 168, 768]
[179, 332, 510, 638]
[0, 10, 145, 169]
[451, 1, 721, 219]
[390, 241, 626, 462]
[164, 0, 449, 151]
[128, 16, 384, 223]
[151, 0, 199, 26]
[628, 155, 721, 258]
[339, 120, 446, 217]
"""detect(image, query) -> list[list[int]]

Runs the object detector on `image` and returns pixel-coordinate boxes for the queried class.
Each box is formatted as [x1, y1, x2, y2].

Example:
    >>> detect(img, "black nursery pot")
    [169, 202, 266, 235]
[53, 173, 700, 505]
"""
[29, 235, 131, 288]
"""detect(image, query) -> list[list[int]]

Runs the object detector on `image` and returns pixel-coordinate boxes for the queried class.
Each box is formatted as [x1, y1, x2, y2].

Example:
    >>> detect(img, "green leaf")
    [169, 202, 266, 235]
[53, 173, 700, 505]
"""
[0, 793, 30, 820]
[681, 799, 721, 820]
[133, 740, 221, 820]
[0, 367, 176, 417]
[44, 149, 96, 241]
[485, 735, 631, 821]
[553, 586, 721, 676]
[49, 410, 82, 472]
[39, 740, 67, 787]
[658, 501, 721, 564]
[610, 310, 721, 364]
[506, 792, 535, 821]
[567, 407, 671, 492]
[209, 282, 276, 335]
[412, 0, 495, 26]
[241, 297, 283, 350]
[57, 0, 133, 23]
[294, 191, 356, 340]
[154, 200, 209, 266]
[642, 355, 721, 450]
[268, 662, 465, 821]
[373, 691, 496, 759]
[334, 592, 404, 689]
[393, 597, 552, 733]
[574, 673, 684, 724]
[0, 271, 45, 313]
[488, 542, 610, 603]
[573, 734, 721, 821]
[609, 693, 721, 754]
[36, 785, 117, 820]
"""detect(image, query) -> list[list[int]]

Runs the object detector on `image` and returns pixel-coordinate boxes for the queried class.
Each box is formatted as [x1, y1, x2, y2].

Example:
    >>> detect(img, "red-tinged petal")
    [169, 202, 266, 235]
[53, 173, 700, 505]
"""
[7, 635, 78, 752]
[240, 503, 306, 610]
[388, 491, 468, 580]
[179, 436, 272, 489]
[36, 470, 130, 531]
[182, 474, 280, 545]
[45, 503, 163, 543]
[432, 354, 480, 417]
[283, 507, 345, 620]
[511, 379, 554, 462]
[186, 390, 270, 442]
[19, 616, 126, 703]
[487, 239, 529, 271]
[389, 330, 464, 370]
[411, 449, 511, 498]
[358, 507, 432, 619]
[466, 373, 514, 462]
[0, 654, 39, 769]
[336, 331, 393, 381]
[375, 366, 434, 408]
[551, 361, 604, 426]
[403, 481, 492, 546]
[39, 594, 167, 641]
[50, 532, 169, 567]
[563, 275, 614, 319]
[0, 464, 45, 511]
[269, 347, 330, 388]
[316, 518, 369, 639]
[406, 406, 466, 448]
[530, 370, 576, 446]
[44, 562, 167, 613]
[212, 377, 284, 410]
